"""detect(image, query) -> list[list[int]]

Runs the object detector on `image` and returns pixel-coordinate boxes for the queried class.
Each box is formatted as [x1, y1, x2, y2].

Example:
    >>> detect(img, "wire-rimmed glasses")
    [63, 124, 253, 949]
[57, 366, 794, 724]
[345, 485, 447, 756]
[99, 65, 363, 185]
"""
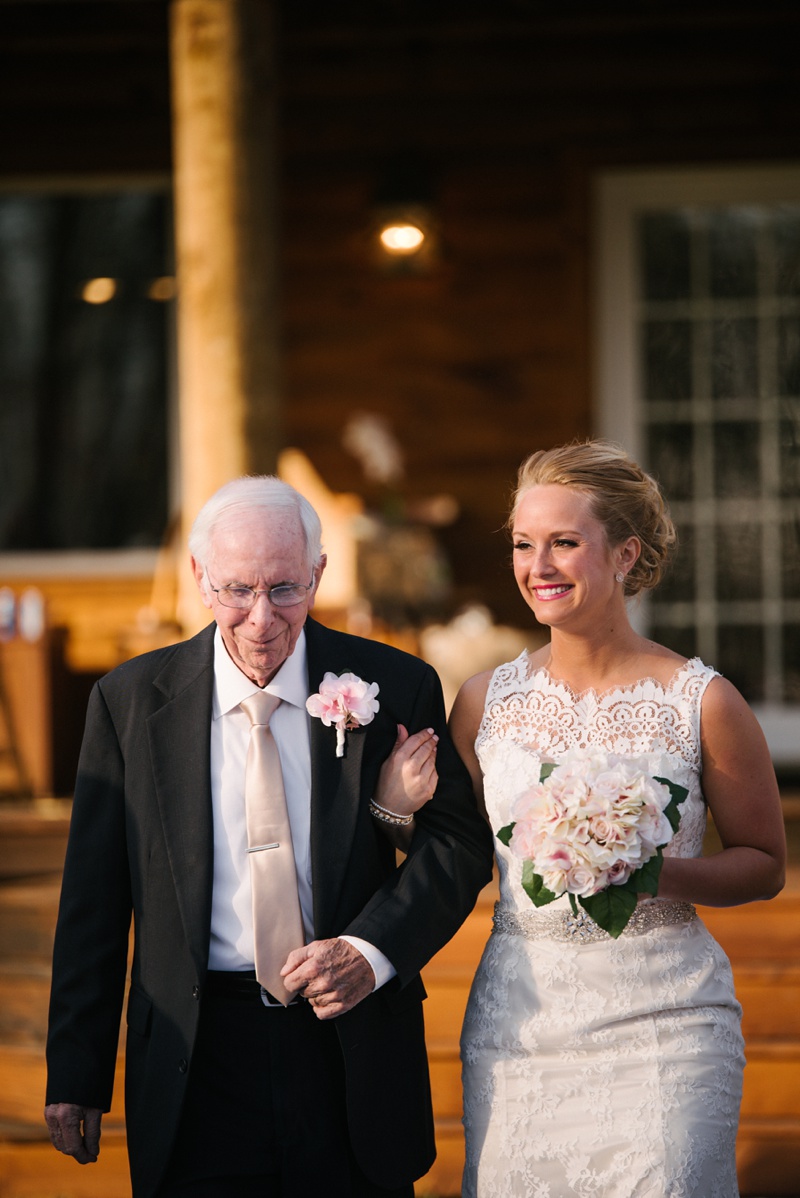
[208, 577, 315, 609]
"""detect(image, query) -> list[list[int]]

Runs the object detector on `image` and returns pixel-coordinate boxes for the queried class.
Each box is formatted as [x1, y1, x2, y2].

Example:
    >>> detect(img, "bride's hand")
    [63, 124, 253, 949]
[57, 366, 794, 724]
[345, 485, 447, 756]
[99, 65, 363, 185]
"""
[375, 724, 439, 820]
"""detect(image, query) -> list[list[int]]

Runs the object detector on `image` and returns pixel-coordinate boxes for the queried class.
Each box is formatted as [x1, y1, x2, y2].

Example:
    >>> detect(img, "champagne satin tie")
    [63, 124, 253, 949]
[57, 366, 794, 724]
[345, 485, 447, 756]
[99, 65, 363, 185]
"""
[240, 692, 304, 1005]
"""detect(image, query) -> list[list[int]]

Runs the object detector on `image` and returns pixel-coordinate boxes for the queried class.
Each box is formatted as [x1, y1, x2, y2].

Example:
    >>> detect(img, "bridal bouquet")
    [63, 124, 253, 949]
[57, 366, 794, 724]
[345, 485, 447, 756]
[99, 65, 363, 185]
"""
[497, 748, 688, 938]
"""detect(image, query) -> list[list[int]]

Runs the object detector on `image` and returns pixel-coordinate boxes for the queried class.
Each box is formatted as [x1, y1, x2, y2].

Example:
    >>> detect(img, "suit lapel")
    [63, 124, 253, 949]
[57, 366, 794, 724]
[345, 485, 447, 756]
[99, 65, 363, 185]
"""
[305, 620, 367, 937]
[147, 624, 216, 974]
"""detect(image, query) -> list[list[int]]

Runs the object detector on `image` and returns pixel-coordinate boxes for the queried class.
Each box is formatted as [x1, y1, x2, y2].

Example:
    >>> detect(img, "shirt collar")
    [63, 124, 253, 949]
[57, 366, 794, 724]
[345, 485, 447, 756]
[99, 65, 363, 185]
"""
[212, 625, 309, 719]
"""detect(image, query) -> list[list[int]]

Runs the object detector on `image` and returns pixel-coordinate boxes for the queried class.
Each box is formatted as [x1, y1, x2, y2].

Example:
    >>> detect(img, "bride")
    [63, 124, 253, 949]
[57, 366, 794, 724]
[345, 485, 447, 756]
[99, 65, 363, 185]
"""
[446, 441, 786, 1197]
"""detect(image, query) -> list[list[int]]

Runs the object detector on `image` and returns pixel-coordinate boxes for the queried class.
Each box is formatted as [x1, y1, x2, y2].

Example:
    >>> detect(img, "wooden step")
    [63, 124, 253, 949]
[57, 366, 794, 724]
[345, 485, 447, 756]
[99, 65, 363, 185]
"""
[0, 1046, 126, 1130]
[416, 1120, 464, 1198]
[0, 802, 70, 879]
[0, 880, 61, 962]
[0, 965, 51, 1046]
[734, 964, 800, 1041]
[698, 895, 800, 961]
[426, 889, 800, 978]
[3, 1115, 794, 1198]
[423, 963, 800, 1050]
[740, 1043, 800, 1120]
[425, 1042, 800, 1122]
[0, 1138, 131, 1198]
[736, 1120, 800, 1196]
[416, 1124, 800, 1198]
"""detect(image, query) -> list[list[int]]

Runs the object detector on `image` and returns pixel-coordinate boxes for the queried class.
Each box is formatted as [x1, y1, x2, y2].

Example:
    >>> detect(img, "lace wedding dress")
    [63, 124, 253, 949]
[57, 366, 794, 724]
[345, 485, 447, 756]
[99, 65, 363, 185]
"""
[461, 654, 745, 1198]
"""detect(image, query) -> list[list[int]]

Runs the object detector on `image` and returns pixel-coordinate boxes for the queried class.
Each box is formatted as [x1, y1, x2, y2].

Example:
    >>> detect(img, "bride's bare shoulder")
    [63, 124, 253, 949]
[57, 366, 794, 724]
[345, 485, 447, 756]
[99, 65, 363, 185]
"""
[637, 640, 689, 685]
[453, 667, 494, 714]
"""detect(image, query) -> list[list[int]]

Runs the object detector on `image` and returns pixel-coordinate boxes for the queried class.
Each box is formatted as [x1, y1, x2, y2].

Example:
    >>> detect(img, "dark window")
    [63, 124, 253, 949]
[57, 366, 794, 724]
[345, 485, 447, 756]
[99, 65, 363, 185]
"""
[0, 190, 172, 550]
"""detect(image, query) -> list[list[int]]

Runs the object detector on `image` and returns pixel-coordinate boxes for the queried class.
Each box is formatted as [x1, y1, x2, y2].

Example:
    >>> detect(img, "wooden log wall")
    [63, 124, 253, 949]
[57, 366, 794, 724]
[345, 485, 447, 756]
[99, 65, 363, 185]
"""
[276, 1, 800, 623]
[2, 2, 800, 627]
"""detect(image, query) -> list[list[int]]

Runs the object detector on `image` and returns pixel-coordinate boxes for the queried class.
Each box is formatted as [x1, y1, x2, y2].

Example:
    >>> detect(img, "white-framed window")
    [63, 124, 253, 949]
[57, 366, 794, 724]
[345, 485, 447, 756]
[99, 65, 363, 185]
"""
[594, 165, 800, 767]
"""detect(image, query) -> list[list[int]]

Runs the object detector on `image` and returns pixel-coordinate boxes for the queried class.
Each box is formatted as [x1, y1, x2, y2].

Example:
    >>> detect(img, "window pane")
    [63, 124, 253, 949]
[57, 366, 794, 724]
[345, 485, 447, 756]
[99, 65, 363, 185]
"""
[784, 626, 800, 701]
[716, 523, 762, 601]
[0, 191, 171, 550]
[772, 209, 800, 297]
[712, 318, 758, 400]
[709, 210, 758, 298]
[778, 317, 800, 397]
[647, 422, 694, 501]
[779, 417, 800, 497]
[713, 422, 761, 498]
[640, 212, 692, 301]
[650, 624, 697, 662]
[642, 320, 693, 401]
[657, 521, 695, 604]
[718, 625, 764, 702]
[784, 523, 800, 599]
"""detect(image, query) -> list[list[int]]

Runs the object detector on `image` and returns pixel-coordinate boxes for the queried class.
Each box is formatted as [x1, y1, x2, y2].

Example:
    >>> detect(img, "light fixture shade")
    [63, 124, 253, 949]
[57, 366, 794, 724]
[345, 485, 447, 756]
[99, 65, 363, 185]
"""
[371, 155, 438, 272]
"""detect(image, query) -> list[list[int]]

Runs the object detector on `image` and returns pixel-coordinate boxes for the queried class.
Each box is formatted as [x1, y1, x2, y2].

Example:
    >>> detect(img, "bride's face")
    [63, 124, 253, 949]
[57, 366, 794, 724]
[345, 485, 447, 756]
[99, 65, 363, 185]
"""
[511, 484, 634, 630]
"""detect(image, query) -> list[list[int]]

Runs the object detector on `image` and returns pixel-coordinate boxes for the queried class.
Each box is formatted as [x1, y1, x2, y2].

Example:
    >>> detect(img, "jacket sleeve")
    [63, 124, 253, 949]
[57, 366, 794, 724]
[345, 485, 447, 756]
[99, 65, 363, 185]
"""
[343, 662, 494, 986]
[45, 680, 131, 1109]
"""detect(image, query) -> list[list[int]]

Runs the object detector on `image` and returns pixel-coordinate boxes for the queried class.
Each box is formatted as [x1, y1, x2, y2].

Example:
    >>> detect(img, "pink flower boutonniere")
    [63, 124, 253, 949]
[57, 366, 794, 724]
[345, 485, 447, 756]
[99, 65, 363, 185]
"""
[306, 671, 380, 757]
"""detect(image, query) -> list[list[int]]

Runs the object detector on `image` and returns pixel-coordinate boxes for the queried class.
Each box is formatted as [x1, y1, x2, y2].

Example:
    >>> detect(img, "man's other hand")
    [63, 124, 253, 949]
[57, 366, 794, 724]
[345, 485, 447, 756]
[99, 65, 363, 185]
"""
[44, 1103, 103, 1164]
[281, 938, 374, 1019]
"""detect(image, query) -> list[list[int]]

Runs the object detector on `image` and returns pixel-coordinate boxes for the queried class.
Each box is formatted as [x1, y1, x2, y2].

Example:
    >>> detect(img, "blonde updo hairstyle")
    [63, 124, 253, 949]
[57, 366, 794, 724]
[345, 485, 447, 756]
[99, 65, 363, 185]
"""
[509, 440, 677, 597]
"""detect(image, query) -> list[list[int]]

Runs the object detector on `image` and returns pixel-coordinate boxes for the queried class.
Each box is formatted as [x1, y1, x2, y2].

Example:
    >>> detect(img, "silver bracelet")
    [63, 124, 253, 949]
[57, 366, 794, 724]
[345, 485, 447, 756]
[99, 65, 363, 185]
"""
[369, 799, 414, 827]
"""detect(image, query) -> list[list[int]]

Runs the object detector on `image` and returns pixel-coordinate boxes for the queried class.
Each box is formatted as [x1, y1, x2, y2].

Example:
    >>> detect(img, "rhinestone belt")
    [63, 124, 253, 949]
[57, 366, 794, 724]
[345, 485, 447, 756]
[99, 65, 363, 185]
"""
[492, 900, 698, 944]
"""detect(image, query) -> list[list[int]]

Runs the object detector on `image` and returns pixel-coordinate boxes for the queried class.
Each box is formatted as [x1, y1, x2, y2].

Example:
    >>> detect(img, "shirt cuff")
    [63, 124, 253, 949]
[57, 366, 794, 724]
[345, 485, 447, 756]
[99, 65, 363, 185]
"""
[338, 935, 396, 991]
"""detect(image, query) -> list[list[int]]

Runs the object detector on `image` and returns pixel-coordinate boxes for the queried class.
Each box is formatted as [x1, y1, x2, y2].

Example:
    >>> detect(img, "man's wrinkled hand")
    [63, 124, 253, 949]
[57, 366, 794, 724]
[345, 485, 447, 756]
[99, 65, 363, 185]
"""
[44, 1103, 103, 1164]
[281, 938, 375, 1019]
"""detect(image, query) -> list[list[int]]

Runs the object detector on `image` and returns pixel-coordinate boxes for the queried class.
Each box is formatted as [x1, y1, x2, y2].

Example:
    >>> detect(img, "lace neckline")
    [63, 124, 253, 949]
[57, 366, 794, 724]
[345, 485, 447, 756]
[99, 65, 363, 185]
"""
[516, 652, 703, 702]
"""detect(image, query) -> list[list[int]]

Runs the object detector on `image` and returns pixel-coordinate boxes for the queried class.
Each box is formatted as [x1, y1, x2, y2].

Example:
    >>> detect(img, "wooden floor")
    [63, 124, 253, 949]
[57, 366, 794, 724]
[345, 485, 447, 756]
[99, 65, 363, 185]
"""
[0, 800, 798, 1198]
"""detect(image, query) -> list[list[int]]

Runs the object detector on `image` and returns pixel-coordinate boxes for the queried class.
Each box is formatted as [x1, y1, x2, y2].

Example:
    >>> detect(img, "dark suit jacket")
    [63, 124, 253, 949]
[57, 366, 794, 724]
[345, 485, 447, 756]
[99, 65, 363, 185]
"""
[45, 617, 493, 1196]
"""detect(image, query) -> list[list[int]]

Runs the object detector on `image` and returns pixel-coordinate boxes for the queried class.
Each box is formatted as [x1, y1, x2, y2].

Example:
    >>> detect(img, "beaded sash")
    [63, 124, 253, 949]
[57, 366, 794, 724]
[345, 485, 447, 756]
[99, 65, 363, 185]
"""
[492, 900, 698, 944]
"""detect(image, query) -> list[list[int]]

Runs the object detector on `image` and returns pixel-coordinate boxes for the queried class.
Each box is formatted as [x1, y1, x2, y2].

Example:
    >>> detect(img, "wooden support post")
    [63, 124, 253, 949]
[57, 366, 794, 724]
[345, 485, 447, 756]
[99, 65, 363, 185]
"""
[169, 0, 282, 632]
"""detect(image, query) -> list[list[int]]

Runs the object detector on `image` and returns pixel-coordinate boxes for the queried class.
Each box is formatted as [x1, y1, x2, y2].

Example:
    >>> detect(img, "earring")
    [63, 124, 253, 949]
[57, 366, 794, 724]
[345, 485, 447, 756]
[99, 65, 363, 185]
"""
[615, 572, 624, 583]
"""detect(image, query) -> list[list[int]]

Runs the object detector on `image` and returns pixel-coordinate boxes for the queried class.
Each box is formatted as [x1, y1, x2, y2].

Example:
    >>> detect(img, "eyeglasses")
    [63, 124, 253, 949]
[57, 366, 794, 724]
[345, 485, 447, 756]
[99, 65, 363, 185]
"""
[208, 577, 315, 610]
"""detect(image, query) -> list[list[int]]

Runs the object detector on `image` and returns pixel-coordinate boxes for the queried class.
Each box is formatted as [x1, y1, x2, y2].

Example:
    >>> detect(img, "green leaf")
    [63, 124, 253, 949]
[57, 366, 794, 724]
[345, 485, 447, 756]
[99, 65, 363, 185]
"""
[654, 776, 689, 836]
[521, 860, 559, 907]
[496, 823, 515, 847]
[539, 761, 557, 782]
[627, 850, 663, 898]
[579, 885, 638, 939]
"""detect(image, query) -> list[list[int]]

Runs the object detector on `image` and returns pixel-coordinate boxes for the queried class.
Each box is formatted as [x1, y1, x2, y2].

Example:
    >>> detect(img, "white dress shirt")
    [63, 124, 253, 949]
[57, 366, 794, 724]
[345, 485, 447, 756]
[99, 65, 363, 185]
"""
[207, 627, 395, 989]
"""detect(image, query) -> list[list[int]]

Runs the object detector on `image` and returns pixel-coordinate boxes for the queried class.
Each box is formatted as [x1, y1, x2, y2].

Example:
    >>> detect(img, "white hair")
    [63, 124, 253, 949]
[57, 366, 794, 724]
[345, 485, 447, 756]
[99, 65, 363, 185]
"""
[188, 476, 323, 571]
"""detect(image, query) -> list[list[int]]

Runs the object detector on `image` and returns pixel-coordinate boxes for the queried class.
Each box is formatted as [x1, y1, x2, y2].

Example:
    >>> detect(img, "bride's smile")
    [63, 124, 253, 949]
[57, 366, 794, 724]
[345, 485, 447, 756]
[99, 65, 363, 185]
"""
[511, 483, 633, 628]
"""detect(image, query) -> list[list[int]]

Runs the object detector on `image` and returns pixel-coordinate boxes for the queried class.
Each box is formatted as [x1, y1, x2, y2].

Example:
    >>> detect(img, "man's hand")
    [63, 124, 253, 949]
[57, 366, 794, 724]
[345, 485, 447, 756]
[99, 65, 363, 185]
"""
[374, 724, 438, 819]
[281, 938, 375, 1020]
[44, 1103, 103, 1164]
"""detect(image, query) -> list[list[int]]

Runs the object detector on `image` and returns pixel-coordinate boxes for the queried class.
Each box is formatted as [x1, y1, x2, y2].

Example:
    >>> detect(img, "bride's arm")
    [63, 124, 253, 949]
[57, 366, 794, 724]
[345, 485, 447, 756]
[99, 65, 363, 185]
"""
[371, 724, 439, 852]
[656, 676, 786, 907]
[448, 670, 492, 822]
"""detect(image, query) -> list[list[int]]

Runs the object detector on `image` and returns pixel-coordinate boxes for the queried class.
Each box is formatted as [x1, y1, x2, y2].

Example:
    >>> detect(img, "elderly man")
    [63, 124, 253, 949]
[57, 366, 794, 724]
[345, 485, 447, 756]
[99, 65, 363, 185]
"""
[44, 476, 493, 1198]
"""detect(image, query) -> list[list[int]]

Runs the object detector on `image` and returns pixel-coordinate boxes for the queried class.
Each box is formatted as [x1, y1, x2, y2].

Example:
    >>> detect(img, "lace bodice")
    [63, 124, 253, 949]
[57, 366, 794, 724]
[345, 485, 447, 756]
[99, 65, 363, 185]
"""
[476, 653, 718, 916]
